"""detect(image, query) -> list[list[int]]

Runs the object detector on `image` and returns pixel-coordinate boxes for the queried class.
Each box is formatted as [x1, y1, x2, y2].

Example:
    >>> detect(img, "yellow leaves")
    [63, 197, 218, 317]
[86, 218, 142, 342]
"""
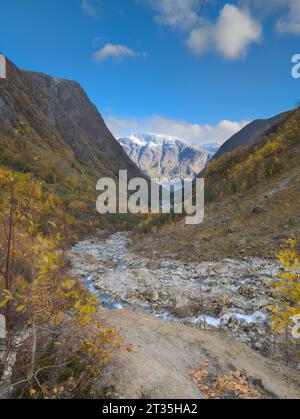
[52, 386, 62, 394]
[48, 221, 57, 229]
[285, 238, 297, 247]
[61, 279, 76, 291]
[29, 388, 37, 397]
[52, 311, 66, 326]
[0, 290, 13, 308]
[77, 304, 96, 316]
[0, 141, 124, 399]
[16, 305, 26, 313]
[272, 239, 300, 352]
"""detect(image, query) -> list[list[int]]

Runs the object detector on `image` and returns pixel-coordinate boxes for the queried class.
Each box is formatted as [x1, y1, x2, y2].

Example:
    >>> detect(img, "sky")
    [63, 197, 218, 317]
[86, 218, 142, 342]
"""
[1, 0, 300, 146]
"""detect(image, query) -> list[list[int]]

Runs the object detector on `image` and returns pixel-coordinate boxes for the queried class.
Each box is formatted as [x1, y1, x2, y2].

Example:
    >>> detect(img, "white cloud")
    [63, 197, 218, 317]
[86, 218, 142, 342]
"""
[215, 5, 262, 59]
[104, 114, 249, 146]
[93, 44, 144, 62]
[81, 0, 100, 17]
[251, 0, 300, 35]
[147, 0, 202, 30]
[186, 25, 210, 56]
[145, 1, 261, 59]
[276, 0, 300, 34]
[187, 5, 262, 60]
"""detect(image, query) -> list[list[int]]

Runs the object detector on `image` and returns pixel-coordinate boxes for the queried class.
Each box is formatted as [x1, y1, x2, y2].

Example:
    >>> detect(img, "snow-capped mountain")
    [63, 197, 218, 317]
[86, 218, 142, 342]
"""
[118, 133, 214, 179]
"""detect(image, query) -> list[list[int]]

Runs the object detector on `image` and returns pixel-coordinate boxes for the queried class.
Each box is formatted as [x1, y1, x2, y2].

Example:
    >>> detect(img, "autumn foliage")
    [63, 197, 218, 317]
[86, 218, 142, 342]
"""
[189, 365, 263, 399]
[271, 239, 300, 362]
[205, 107, 300, 201]
[0, 140, 122, 398]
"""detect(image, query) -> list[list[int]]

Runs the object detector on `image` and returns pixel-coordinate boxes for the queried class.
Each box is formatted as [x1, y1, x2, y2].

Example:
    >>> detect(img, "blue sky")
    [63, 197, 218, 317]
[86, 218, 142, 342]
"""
[1, 0, 300, 145]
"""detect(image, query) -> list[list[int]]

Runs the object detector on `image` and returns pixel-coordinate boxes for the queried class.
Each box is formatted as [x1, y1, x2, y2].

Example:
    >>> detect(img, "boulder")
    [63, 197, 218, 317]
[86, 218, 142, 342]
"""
[172, 299, 198, 318]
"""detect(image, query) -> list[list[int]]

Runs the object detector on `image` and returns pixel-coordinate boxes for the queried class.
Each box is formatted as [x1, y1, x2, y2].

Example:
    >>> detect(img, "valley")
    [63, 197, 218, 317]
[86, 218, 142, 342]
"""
[0, 53, 299, 400]
[68, 232, 300, 399]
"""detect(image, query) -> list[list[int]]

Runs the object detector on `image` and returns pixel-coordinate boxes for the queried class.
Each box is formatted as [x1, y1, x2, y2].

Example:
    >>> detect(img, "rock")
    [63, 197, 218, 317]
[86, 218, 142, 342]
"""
[220, 307, 232, 317]
[172, 299, 198, 317]
[254, 342, 263, 351]
[252, 206, 264, 215]
[238, 285, 257, 300]
[147, 289, 159, 303]
[213, 264, 228, 275]
[196, 266, 209, 277]
[69, 233, 281, 359]
[147, 260, 161, 270]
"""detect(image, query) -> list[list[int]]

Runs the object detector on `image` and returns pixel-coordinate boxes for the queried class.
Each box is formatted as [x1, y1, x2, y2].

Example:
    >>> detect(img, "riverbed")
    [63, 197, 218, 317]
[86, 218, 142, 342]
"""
[68, 232, 280, 353]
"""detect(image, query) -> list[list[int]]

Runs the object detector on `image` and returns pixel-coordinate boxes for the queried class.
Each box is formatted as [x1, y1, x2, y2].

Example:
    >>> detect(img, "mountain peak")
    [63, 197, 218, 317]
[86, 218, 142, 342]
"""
[119, 133, 214, 179]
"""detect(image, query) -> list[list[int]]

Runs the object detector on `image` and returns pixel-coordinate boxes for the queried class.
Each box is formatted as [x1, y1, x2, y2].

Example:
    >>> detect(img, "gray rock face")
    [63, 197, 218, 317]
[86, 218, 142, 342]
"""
[0, 56, 144, 180]
[119, 134, 213, 179]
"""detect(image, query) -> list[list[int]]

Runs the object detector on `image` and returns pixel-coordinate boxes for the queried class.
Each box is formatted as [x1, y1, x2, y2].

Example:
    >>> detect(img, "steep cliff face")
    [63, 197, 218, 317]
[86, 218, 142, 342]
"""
[0, 57, 143, 183]
[119, 134, 213, 179]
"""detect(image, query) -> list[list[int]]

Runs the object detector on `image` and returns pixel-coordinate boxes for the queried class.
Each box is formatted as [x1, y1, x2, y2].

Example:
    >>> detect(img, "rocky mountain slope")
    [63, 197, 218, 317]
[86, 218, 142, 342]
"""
[0, 56, 145, 231]
[0, 57, 143, 181]
[119, 133, 213, 179]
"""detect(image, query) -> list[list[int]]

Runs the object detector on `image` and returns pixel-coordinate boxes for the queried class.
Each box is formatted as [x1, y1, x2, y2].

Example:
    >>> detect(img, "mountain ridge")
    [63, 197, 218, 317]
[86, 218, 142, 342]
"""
[119, 133, 213, 179]
[212, 111, 291, 161]
[0, 57, 145, 182]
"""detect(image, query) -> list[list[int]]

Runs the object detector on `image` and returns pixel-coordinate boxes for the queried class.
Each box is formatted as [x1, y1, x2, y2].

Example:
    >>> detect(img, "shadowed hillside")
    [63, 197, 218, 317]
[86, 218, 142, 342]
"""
[212, 111, 291, 161]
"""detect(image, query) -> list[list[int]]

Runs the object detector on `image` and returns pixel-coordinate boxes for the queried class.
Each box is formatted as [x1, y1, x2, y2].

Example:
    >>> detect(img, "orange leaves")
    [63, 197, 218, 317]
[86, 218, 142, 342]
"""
[189, 365, 263, 399]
